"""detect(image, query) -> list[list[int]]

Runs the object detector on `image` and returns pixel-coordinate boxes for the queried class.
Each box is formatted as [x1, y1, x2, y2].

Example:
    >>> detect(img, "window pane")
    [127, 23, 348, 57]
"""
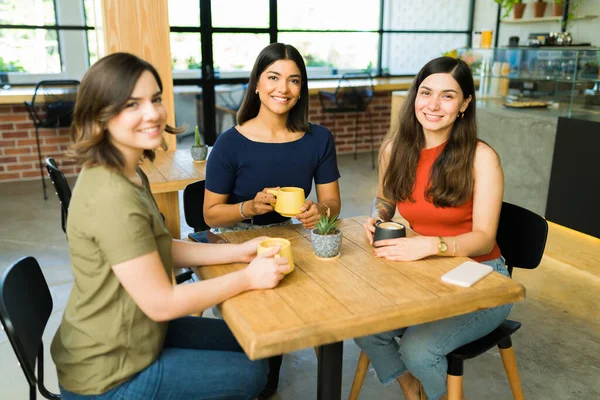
[168, 0, 200, 26]
[0, 29, 60, 73]
[382, 33, 468, 75]
[83, 0, 96, 26]
[171, 32, 202, 72]
[278, 0, 379, 30]
[212, 0, 268, 28]
[173, 86, 203, 143]
[383, 0, 470, 30]
[213, 33, 269, 77]
[279, 32, 378, 77]
[0, 0, 56, 25]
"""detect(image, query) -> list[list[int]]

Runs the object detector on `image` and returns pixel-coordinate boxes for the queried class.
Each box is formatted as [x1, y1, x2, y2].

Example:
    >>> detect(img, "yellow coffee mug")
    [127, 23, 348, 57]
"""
[256, 238, 294, 274]
[267, 187, 305, 217]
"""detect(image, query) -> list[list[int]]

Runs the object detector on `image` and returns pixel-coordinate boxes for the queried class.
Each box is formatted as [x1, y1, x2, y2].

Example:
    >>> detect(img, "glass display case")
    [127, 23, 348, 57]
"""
[457, 47, 600, 118]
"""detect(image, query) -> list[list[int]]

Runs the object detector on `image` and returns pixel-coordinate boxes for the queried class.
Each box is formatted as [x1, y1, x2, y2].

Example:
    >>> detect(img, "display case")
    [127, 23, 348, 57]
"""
[458, 47, 600, 118]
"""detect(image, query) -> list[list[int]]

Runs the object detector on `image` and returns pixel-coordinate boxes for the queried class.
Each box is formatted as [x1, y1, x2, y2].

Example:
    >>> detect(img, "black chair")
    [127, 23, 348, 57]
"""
[0, 257, 61, 400]
[45, 158, 71, 234]
[25, 80, 80, 200]
[349, 201, 549, 400]
[318, 73, 375, 168]
[183, 180, 210, 242]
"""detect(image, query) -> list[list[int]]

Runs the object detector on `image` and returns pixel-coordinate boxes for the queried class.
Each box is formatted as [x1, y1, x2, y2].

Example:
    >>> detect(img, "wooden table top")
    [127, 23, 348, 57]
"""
[196, 217, 526, 360]
[140, 149, 207, 194]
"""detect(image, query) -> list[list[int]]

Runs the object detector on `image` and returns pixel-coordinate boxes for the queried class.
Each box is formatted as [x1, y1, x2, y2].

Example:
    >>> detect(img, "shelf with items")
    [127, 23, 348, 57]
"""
[500, 14, 598, 24]
[457, 47, 600, 117]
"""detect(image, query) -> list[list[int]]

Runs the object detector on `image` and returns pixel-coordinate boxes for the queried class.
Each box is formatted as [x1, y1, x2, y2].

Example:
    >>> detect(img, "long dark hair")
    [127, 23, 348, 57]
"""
[69, 52, 182, 170]
[383, 56, 477, 207]
[237, 43, 309, 133]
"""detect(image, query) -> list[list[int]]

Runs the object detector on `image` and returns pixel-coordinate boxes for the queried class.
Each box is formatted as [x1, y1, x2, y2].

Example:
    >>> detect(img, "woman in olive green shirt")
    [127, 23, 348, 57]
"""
[50, 52, 291, 400]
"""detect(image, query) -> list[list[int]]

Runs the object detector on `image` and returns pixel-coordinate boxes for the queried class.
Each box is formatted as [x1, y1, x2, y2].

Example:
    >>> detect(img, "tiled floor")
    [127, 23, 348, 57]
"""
[1, 152, 599, 399]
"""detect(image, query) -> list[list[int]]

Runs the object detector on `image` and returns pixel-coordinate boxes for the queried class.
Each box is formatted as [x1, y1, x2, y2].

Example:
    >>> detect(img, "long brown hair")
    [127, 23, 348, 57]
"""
[68, 52, 182, 170]
[237, 43, 309, 133]
[383, 56, 477, 207]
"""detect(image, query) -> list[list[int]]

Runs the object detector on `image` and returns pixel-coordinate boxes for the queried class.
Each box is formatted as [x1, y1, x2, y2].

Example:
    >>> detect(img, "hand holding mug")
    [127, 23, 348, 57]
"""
[248, 187, 278, 216]
[245, 244, 291, 290]
[373, 221, 406, 247]
[295, 200, 321, 229]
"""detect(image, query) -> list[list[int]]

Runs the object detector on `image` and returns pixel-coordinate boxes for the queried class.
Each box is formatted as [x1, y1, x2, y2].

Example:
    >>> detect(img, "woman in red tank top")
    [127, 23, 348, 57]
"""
[354, 57, 512, 400]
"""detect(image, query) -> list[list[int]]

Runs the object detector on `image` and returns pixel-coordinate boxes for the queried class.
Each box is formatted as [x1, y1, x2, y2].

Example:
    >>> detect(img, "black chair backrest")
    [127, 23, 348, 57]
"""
[497, 202, 549, 274]
[25, 80, 80, 128]
[0, 257, 54, 395]
[183, 180, 210, 232]
[45, 158, 72, 233]
[336, 72, 374, 111]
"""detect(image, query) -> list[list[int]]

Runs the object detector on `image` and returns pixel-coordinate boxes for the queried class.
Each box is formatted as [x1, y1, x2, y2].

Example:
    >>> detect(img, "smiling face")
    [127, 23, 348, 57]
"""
[256, 59, 302, 118]
[414, 72, 472, 139]
[106, 70, 167, 159]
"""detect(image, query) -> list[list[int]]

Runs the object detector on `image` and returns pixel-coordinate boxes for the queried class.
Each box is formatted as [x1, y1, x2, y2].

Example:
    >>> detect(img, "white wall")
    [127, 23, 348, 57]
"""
[473, 0, 600, 47]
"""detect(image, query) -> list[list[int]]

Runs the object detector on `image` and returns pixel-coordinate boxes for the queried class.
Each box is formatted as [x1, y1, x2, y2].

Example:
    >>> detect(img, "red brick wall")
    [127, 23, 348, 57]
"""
[0, 91, 392, 182]
[0, 104, 78, 182]
[309, 91, 391, 156]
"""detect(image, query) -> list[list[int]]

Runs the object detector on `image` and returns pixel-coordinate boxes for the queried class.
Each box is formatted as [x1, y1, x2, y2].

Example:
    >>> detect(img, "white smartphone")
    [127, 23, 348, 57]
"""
[441, 261, 494, 287]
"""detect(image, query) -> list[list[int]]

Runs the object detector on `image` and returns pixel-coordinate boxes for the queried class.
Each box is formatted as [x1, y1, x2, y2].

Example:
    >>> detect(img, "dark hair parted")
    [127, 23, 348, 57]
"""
[237, 43, 309, 133]
[68, 52, 182, 170]
[383, 56, 477, 207]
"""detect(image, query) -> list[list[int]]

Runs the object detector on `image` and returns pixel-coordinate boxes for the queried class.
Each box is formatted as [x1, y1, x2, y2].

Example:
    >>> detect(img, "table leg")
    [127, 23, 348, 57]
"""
[317, 341, 343, 400]
[154, 191, 181, 238]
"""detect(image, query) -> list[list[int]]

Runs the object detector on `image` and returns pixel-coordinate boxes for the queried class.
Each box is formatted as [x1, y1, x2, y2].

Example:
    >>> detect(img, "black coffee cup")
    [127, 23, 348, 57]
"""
[373, 221, 406, 246]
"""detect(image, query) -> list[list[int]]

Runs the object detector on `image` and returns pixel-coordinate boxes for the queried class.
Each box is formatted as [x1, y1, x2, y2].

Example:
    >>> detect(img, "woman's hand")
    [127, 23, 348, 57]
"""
[248, 187, 278, 217]
[364, 217, 378, 245]
[373, 236, 437, 262]
[236, 236, 270, 262]
[295, 200, 322, 229]
[244, 245, 292, 290]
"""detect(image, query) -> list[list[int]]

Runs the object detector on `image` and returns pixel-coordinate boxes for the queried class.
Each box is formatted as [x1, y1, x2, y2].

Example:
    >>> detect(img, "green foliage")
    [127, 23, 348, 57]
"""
[493, 0, 523, 18]
[193, 125, 204, 147]
[305, 54, 332, 67]
[0, 56, 26, 72]
[186, 56, 201, 70]
[315, 214, 340, 235]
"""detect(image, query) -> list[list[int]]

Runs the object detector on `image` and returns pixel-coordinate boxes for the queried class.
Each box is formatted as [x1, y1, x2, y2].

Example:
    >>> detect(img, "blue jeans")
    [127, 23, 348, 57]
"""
[354, 257, 512, 400]
[59, 317, 268, 400]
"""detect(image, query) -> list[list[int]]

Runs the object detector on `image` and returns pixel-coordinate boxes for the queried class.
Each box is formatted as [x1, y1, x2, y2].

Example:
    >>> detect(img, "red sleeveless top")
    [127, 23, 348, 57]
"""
[396, 142, 501, 263]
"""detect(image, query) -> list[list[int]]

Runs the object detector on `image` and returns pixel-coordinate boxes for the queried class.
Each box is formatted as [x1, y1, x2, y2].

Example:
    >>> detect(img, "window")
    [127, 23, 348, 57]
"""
[0, 0, 91, 84]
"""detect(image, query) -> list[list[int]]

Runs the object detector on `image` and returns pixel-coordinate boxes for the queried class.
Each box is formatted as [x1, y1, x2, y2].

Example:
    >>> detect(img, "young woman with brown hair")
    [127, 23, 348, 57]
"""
[50, 52, 291, 400]
[354, 57, 512, 400]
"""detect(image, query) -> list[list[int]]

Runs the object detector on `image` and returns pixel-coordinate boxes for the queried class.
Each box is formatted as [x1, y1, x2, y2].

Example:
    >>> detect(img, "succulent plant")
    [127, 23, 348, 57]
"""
[315, 214, 340, 235]
[193, 125, 205, 147]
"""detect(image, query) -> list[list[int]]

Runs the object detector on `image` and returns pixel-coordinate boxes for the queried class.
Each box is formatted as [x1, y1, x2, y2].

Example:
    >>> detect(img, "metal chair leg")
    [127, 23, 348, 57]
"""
[34, 125, 48, 200]
[348, 350, 370, 400]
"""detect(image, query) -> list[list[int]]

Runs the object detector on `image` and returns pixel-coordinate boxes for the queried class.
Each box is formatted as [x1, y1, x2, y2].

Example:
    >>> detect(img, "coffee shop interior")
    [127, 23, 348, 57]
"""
[1, 0, 599, 399]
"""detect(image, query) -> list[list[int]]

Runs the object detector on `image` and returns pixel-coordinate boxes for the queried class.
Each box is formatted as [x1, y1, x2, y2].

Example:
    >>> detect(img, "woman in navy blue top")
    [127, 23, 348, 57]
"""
[204, 43, 341, 231]
[204, 43, 341, 399]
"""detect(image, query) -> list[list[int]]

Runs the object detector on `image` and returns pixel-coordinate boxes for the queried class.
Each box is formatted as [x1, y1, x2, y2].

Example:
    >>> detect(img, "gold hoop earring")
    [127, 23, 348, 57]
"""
[297, 95, 301, 99]
[458, 111, 465, 120]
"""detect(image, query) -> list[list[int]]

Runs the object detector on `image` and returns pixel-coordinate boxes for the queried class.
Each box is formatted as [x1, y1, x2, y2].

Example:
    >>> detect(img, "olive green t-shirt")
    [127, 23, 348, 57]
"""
[50, 165, 173, 395]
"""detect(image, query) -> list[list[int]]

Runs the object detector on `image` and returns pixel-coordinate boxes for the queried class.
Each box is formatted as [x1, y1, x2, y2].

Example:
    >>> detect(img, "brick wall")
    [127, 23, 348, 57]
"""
[308, 91, 391, 156]
[0, 91, 392, 182]
[0, 104, 77, 182]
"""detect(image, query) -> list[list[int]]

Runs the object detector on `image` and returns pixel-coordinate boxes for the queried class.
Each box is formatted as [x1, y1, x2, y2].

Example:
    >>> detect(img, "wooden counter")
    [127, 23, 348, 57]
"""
[0, 77, 416, 105]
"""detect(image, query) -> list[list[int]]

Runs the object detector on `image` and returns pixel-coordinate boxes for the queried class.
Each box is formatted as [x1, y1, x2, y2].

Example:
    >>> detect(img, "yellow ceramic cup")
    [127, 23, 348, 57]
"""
[257, 238, 294, 274]
[267, 187, 305, 217]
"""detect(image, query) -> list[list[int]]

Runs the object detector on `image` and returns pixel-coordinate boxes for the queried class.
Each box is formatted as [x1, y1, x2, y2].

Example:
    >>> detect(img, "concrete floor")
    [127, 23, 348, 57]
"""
[1, 152, 599, 399]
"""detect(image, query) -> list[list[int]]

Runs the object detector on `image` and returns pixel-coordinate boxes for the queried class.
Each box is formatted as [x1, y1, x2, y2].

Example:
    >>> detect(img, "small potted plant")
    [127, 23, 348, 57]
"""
[190, 125, 208, 162]
[494, 0, 526, 19]
[532, 0, 547, 18]
[311, 214, 343, 259]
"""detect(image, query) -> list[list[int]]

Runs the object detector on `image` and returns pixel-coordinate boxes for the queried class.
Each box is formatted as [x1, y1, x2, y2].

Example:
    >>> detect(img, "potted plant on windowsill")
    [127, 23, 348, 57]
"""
[494, 0, 526, 19]
[190, 125, 208, 162]
[532, 0, 547, 17]
[311, 214, 343, 259]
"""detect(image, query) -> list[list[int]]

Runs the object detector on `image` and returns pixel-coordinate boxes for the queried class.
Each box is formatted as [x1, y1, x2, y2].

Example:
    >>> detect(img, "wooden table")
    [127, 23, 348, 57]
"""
[140, 149, 207, 238]
[195, 217, 526, 399]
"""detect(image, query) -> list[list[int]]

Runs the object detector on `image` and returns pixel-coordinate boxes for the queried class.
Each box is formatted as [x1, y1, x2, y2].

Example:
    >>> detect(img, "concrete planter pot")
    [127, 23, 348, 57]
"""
[190, 145, 208, 161]
[311, 228, 342, 258]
